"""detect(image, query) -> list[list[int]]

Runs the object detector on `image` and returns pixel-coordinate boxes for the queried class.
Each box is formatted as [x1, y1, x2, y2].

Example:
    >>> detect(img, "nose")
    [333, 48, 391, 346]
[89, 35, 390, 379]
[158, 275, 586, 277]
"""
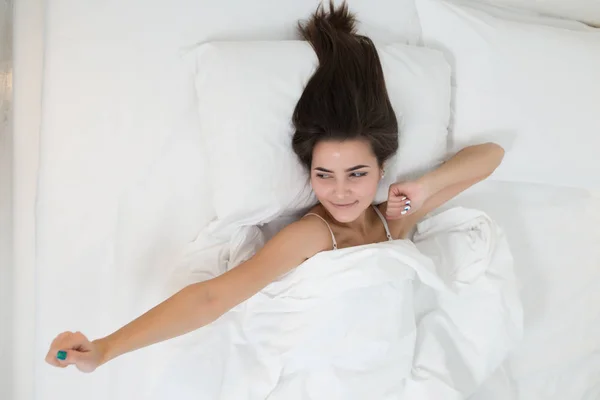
[333, 180, 350, 199]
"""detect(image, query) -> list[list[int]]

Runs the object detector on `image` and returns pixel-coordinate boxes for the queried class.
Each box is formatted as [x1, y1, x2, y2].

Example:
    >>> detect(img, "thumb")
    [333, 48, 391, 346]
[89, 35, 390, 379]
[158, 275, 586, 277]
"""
[56, 348, 79, 367]
[54, 331, 92, 365]
[56, 347, 97, 373]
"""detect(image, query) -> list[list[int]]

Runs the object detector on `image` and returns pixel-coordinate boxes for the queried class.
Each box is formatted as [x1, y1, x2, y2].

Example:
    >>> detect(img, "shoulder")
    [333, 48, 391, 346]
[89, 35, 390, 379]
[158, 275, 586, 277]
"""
[237, 215, 332, 275]
[206, 214, 332, 313]
[251, 205, 333, 268]
[289, 209, 335, 256]
[283, 215, 332, 248]
[301, 204, 339, 248]
[376, 202, 416, 240]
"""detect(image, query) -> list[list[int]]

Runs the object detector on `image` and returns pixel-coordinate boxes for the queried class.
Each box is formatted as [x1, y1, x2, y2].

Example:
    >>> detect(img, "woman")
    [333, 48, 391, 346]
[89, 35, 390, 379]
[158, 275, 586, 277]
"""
[45, 2, 504, 374]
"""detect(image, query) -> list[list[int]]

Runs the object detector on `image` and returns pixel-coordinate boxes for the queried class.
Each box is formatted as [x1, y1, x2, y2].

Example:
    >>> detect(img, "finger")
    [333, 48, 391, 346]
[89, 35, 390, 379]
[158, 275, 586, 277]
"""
[386, 202, 408, 212]
[57, 331, 90, 351]
[389, 185, 407, 197]
[386, 207, 412, 219]
[45, 348, 74, 368]
[46, 346, 73, 367]
[385, 213, 404, 220]
[49, 331, 72, 348]
[385, 208, 406, 218]
[386, 202, 412, 213]
[55, 349, 80, 367]
[47, 331, 89, 367]
[388, 187, 401, 199]
[46, 331, 73, 367]
[387, 200, 406, 208]
[386, 202, 410, 210]
[391, 192, 408, 202]
[387, 192, 409, 202]
[68, 331, 90, 350]
[45, 352, 66, 367]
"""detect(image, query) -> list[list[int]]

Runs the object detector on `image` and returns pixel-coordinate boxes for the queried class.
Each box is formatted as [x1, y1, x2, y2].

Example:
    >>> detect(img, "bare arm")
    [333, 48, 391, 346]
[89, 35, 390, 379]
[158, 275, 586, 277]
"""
[94, 281, 217, 366]
[386, 142, 505, 238]
[416, 142, 504, 213]
[47, 217, 330, 371]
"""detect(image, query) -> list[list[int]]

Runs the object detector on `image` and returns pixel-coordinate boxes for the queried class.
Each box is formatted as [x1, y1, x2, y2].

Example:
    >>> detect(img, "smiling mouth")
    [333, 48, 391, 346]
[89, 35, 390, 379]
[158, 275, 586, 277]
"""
[331, 201, 358, 208]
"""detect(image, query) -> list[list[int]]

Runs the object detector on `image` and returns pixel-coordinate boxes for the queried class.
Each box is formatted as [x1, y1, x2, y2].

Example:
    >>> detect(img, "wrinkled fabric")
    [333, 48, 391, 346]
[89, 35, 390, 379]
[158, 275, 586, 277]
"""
[147, 207, 522, 400]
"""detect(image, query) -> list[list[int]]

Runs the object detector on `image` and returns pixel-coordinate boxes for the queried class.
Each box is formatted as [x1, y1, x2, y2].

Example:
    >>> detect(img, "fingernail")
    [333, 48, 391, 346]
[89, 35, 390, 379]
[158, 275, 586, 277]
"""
[404, 206, 410, 211]
[401, 210, 407, 215]
[400, 196, 407, 201]
[405, 200, 411, 205]
[56, 350, 67, 361]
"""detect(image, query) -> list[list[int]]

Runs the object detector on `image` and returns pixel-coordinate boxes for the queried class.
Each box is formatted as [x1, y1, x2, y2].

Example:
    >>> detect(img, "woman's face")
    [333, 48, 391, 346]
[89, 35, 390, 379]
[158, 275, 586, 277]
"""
[310, 139, 382, 223]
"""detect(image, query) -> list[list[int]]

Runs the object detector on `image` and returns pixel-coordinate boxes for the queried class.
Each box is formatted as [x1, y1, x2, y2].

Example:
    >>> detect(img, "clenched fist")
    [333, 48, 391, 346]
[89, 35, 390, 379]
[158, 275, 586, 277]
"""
[45, 331, 106, 373]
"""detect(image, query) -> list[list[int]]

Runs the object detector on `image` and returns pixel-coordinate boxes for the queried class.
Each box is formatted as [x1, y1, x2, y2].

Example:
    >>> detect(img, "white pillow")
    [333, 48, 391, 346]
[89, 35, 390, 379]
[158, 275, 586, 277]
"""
[194, 41, 451, 225]
[416, 0, 600, 190]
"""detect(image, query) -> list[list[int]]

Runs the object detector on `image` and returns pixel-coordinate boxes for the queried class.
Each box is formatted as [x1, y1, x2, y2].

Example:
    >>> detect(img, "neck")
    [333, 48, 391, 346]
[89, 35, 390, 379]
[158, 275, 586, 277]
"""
[333, 205, 374, 237]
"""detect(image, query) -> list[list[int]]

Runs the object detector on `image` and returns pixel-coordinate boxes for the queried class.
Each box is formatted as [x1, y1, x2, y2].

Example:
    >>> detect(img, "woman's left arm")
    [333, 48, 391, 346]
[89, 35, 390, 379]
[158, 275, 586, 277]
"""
[385, 143, 505, 235]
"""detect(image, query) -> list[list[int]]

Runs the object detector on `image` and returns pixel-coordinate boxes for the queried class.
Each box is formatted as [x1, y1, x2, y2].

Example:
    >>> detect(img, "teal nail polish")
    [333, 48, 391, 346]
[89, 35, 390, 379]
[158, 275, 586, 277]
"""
[56, 350, 67, 361]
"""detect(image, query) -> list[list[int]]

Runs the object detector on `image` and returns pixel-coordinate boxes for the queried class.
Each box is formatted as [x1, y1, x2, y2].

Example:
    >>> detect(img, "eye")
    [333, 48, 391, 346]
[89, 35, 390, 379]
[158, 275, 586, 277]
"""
[350, 172, 368, 178]
[316, 173, 332, 179]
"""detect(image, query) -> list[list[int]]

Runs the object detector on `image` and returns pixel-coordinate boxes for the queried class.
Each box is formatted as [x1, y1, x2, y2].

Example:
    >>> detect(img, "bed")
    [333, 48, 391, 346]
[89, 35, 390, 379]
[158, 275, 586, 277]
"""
[8, 0, 600, 399]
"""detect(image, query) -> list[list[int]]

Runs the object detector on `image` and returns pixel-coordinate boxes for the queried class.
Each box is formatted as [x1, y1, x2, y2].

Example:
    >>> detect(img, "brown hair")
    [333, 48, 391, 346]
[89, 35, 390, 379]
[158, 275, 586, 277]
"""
[292, 1, 399, 171]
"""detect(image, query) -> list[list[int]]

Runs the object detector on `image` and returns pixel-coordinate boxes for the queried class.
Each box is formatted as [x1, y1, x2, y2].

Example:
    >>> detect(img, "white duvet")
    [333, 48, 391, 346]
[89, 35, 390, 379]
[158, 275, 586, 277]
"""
[145, 207, 522, 399]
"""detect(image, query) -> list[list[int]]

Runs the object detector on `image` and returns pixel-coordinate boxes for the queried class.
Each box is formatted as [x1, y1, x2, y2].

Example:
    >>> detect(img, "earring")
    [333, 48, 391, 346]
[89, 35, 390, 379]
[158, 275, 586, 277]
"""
[381, 170, 386, 180]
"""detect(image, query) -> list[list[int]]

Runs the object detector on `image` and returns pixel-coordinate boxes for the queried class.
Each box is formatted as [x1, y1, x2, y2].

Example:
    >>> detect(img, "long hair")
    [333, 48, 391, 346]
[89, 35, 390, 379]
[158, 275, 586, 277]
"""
[292, 1, 399, 170]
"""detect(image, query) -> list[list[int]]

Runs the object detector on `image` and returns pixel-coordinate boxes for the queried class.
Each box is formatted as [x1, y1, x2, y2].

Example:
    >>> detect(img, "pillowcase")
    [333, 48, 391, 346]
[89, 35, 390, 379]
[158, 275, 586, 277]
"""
[416, 0, 600, 190]
[194, 41, 451, 225]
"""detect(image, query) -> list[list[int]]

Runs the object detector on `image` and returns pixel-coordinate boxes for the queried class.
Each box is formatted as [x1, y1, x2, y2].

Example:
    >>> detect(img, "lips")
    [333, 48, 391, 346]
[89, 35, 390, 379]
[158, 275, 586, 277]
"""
[331, 201, 358, 208]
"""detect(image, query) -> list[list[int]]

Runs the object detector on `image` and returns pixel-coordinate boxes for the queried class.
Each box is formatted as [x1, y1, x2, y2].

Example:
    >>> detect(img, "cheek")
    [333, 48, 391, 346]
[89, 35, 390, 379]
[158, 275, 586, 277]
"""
[355, 176, 380, 196]
[310, 178, 327, 198]
[310, 176, 380, 199]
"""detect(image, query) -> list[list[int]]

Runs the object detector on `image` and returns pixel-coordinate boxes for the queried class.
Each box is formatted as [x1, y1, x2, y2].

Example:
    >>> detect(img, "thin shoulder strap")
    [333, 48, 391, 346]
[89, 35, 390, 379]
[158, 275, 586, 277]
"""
[372, 205, 393, 241]
[303, 213, 338, 250]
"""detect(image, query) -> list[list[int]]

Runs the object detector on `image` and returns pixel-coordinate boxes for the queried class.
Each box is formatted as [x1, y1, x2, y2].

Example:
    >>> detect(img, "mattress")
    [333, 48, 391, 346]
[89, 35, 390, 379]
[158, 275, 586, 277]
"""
[20, 1, 600, 399]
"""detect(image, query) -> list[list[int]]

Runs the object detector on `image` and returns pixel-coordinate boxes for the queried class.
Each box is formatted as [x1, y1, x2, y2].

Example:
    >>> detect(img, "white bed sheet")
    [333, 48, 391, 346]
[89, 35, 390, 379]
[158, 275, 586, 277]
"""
[442, 181, 600, 399]
[150, 180, 600, 399]
[32, 2, 422, 400]
[487, 0, 600, 26]
[30, 1, 600, 400]
[145, 206, 522, 400]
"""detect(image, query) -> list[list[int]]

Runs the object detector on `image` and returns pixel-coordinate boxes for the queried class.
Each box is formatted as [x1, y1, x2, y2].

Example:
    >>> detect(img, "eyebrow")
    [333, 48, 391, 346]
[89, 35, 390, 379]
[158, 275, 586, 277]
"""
[314, 165, 371, 173]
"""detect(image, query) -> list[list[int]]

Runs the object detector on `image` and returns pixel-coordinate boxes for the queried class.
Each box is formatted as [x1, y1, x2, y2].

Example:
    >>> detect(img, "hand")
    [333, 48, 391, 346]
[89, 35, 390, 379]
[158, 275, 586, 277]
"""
[385, 180, 427, 220]
[45, 331, 106, 373]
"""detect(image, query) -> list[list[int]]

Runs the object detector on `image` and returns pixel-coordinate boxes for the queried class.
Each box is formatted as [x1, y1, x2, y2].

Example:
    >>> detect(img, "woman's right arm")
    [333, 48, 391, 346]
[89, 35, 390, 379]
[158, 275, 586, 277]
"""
[45, 217, 330, 372]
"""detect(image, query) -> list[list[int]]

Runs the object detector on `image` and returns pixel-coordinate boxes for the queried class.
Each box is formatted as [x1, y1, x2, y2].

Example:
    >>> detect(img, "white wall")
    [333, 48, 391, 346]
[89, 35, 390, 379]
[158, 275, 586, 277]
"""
[0, 0, 14, 399]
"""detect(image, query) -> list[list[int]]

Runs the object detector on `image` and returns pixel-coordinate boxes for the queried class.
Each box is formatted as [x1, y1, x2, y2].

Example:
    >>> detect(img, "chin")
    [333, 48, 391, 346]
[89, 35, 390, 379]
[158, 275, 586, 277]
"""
[332, 213, 359, 223]
[325, 200, 364, 222]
